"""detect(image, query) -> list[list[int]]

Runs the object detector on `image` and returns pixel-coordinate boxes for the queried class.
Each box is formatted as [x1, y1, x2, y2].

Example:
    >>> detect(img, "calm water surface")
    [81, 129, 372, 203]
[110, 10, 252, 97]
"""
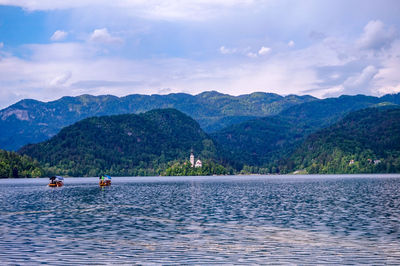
[1, 175, 400, 264]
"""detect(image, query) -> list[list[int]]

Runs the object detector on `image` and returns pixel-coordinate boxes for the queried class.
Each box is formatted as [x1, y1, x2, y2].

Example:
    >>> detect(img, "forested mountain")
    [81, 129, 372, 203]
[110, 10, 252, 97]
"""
[0, 91, 315, 150]
[212, 94, 400, 170]
[5, 91, 400, 176]
[283, 107, 400, 174]
[0, 149, 43, 178]
[19, 109, 220, 177]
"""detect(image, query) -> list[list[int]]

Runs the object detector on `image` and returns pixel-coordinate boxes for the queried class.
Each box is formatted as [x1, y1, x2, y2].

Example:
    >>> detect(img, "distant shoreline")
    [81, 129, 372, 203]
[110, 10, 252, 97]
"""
[2, 173, 400, 179]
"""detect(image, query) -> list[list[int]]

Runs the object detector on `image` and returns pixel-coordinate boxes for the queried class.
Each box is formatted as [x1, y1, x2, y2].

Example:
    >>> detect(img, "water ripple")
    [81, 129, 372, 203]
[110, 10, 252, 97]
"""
[0, 175, 400, 264]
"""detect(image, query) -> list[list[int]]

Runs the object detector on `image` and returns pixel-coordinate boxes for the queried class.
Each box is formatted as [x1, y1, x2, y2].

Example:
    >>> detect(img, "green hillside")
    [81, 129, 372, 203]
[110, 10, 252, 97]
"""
[0, 91, 315, 150]
[19, 109, 220, 177]
[0, 149, 43, 178]
[212, 94, 399, 170]
[284, 107, 400, 174]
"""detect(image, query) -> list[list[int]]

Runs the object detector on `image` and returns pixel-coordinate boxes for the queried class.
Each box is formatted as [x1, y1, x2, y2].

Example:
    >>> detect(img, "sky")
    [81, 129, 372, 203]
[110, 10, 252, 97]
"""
[0, 0, 400, 108]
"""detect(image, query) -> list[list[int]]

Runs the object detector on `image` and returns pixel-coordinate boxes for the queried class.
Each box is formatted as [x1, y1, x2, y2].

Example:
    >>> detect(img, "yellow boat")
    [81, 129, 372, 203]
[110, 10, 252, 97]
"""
[48, 176, 64, 187]
[99, 175, 112, 187]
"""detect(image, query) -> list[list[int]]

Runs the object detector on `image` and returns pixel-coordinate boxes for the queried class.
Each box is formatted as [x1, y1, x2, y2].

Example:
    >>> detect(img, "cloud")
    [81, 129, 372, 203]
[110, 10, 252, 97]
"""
[258, 46, 271, 55]
[246, 52, 257, 58]
[50, 30, 68, 41]
[0, 0, 258, 21]
[372, 40, 400, 95]
[0, 88, 19, 110]
[89, 28, 123, 44]
[342, 65, 379, 94]
[314, 60, 367, 88]
[71, 80, 141, 89]
[317, 64, 381, 97]
[25, 42, 97, 61]
[49, 72, 72, 86]
[2, 8, 400, 109]
[157, 88, 172, 94]
[0, 35, 371, 109]
[377, 84, 400, 95]
[220, 46, 271, 58]
[0, 42, 3, 49]
[219, 46, 237, 55]
[357, 20, 396, 51]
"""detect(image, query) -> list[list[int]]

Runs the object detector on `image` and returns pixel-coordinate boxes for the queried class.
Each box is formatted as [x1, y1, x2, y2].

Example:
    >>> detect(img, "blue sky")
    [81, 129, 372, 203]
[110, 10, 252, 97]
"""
[0, 0, 400, 108]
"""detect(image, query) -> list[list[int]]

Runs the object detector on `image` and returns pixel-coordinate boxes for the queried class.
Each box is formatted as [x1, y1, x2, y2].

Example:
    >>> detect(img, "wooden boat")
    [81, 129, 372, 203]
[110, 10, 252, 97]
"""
[99, 175, 112, 187]
[48, 176, 64, 187]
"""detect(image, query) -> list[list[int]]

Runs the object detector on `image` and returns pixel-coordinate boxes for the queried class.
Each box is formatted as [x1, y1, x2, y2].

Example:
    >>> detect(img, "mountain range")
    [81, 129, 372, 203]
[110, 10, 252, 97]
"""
[0, 91, 315, 151]
[2, 91, 400, 176]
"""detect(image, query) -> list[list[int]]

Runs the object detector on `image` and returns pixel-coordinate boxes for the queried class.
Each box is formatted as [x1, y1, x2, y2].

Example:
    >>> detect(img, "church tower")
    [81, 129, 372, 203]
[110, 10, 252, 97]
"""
[190, 151, 195, 167]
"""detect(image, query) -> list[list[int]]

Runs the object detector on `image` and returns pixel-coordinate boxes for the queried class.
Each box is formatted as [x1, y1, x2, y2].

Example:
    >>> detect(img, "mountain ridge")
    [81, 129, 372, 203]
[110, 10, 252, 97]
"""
[0, 91, 316, 150]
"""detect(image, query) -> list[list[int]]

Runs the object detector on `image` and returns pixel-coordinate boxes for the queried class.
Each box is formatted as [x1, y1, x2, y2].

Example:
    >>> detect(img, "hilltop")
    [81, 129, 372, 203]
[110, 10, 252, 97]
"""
[19, 109, 221, 176]
[283, 107, 400, 174]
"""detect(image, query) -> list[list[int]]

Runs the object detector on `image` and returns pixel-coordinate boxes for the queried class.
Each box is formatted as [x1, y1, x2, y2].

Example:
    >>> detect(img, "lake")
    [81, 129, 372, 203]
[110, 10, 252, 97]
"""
[1, 175, 400, 264]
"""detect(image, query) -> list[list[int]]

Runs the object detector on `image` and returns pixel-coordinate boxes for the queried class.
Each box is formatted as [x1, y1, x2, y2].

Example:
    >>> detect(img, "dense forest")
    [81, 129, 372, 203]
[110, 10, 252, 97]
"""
[281, 107, 400, 174]
[1, 91, 316, 150]
[0, 149, 43, 178]
[19, 109, 221, 177]
[211, 95, 400, 170]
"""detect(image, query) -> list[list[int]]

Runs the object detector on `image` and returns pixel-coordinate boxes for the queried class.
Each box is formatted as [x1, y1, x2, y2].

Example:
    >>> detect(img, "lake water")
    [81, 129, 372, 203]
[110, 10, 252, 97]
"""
[1, 175, 400, 264]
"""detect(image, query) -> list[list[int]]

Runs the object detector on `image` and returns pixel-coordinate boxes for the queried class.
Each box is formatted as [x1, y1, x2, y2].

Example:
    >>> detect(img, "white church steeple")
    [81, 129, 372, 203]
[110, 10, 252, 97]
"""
[190, 151, 195, 167]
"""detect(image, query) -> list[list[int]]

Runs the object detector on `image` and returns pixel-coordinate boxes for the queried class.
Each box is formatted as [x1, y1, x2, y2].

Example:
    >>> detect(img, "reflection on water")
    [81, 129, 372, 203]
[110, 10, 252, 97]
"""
[1, 175, 400, 264]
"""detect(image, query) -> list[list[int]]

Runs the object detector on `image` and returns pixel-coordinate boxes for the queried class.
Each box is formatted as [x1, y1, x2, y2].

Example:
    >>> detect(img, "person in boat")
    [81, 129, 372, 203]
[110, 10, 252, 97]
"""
[105, 175, 111, 185]
[49, 176, 64, 187]
[99, 175, 111, 186]
[49, 176, 56, 184]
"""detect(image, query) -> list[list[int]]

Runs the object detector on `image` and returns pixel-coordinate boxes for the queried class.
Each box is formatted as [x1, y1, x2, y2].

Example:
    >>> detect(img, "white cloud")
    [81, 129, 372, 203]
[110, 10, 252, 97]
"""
[50, 30, 68, 41]
[49, 71, 72, 86]
[377, 84, 400, 95]
[0, 42, 3, 49]
[25, 42, 97, 61]
[89, 28, 123, 44]
[219, 46, 237, 55]
[0, 40, 320, 108]
[372, 40, 400, 95]
[246, 52, 257, 58]
[0, 87, 19, 110]
[357, 20, 396, 51]
[2, 15, 400, 109]
[220, 46, 271, 58]
[0, 37, 371, 109]
[0, 0, 259, 21]
[258, 46, 271, 55]
[341, 65, 379, 95]
[288, 40, 295, 47]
